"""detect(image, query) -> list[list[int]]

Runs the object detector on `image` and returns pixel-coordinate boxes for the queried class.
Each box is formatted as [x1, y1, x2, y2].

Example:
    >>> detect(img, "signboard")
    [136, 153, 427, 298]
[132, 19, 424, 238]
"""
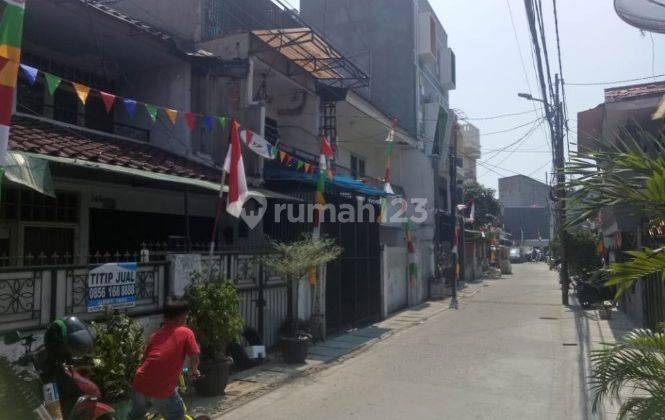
[87, 262, 137, 312]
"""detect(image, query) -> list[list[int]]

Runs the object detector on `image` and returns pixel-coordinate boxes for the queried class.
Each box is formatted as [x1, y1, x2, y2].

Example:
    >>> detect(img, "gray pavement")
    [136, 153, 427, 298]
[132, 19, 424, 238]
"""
[220, 263, 588, 420]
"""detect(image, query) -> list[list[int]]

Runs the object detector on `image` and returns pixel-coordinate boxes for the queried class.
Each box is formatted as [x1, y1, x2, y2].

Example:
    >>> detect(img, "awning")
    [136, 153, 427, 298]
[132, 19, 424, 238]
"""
[22, 152, 299, 201]
[264, 163, 389, 197]
[3, 151, 55, 197]
[252, 28, 369, 89]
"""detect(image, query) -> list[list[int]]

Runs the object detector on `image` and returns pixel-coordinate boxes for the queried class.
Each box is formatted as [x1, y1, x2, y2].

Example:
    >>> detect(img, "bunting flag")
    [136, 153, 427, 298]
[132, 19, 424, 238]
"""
[285, 154, 294, 166]
[308, 265, 317, 285]
[184, 112, 196, 132]
[164, 108, 178, 125]
[223, 120, 248, 218]
[72, 82, 90, 105]
[44, 72, 60, 95]
[144, 104, 158, 122]
[279, 151, 286, 163]
[19, 63, 36, 85]
[217, 116, 227, 131]
[123, 99, 137, 119]
[204, 115, 215, 131]
[296, 160, 304, 170]
[0, 0, 25, 166]
[100, 91, 116, 114]
[304, 163, 311, 173]
[239, 129, 275, 159]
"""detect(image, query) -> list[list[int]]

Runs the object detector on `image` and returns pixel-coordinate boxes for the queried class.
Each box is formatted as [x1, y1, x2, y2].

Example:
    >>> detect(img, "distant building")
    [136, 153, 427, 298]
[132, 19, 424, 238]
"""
[460, 123, 480, 182]
[498, 175, 552, 244]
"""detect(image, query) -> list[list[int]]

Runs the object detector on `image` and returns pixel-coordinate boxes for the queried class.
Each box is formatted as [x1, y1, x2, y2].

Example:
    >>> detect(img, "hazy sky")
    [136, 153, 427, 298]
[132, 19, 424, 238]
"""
[289, 0, 664, 191]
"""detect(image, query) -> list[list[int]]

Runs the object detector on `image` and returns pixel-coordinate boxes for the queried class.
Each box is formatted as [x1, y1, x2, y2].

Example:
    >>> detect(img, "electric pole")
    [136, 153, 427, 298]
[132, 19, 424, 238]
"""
[554, 74, 570, 305]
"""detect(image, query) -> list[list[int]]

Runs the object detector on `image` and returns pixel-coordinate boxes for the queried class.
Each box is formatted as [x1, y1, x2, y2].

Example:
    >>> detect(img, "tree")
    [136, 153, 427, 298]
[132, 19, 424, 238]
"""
[463, 181, 501, 226]
[263, 235, 342, 334]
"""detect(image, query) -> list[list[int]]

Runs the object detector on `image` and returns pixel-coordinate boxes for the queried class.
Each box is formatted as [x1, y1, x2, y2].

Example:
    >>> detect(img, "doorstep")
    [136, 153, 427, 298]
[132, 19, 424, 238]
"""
[185, 280, 489, 418]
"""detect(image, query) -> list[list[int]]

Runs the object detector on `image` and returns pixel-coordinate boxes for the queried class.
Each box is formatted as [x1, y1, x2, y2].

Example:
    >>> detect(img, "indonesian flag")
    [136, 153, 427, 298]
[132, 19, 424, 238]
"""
[0, 0, 25, 165]
[321, 136, 334, 159]
[467, 200, 475, 224]
[239, 129, 275, 160]
[223, 120, 248, 218]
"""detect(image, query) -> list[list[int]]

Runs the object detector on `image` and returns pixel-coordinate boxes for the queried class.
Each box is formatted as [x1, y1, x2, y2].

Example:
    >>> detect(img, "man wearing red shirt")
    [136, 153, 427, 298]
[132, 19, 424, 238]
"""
[129, 300, 200, 420]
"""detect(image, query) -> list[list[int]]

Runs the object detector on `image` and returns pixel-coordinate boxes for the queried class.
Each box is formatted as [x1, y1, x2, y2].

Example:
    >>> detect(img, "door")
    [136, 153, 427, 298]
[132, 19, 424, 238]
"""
[23, 226, 75, 265]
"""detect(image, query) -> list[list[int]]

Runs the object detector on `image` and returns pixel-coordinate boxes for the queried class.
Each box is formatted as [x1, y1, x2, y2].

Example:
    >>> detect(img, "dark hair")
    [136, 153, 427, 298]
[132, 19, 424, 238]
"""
[163, 298, 189, 320]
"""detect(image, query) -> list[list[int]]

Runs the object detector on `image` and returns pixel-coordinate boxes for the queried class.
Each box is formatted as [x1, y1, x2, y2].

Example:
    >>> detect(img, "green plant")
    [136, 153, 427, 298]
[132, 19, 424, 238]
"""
[590, 327, 665, 419]
[462, 181, 501, 226]
[263, 235, 342, 335]
[89, 309, 145, 402]
[184, 273, 244, 361]
[566, 229, 602, 280]
[565, 128, 665, 297]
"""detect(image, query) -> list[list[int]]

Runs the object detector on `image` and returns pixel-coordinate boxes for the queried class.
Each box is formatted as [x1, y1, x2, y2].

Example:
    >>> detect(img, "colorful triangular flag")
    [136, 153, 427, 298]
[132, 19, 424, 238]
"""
[19, 64, 37, 85]
[204, 115, 215, 131]
[304, 163, 311, 173]
[44, 73, 61, 95]
[123, 99, 137, 119]
[217, 116, 227, 131]
[144, 104, 158, 122]
[279, 151, 286, 163]
[72, 83, 90, 105]
[164, 108, 178, 125]
[100, 92, 116, 114]
[296, 160, 305, 170]
[239, 129, 275, 159]
[285, 154, 294, 166]
[184, 112, 197, 132]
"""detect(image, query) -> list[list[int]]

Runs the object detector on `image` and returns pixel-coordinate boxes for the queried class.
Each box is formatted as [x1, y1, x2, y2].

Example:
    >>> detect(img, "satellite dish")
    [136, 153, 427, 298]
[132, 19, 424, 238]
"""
[614, 0, 665, 34]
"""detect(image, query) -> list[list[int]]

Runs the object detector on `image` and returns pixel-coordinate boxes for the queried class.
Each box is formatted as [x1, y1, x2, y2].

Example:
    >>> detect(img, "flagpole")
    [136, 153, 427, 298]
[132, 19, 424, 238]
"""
[208, 170, 226, 280]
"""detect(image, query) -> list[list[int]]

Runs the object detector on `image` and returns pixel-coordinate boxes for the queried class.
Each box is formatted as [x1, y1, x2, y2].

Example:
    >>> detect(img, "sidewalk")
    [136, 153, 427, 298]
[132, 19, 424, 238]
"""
[573, 301, 637, 420]
[185, 280, 487, 418]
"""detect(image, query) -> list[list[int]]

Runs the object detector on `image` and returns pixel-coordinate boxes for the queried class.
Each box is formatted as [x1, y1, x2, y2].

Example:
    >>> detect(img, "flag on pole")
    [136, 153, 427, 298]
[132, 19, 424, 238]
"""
[321, 136, 334, 159]
[313, 138, 328, 238]
[223, 120, 248, 218]
[0, 0, 25, 166]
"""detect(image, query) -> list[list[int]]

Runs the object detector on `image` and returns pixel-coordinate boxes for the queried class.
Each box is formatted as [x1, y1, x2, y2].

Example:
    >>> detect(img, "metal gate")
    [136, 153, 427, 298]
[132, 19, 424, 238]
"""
[324, 197, 381, 332]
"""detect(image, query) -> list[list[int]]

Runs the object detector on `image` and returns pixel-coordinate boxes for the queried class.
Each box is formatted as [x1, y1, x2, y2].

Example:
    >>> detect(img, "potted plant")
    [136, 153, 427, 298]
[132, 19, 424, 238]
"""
[264, 235, 342, 364]
[184, 273, 243, 396]
[598, 300, 613, 320]
[88, 309, 145, 419]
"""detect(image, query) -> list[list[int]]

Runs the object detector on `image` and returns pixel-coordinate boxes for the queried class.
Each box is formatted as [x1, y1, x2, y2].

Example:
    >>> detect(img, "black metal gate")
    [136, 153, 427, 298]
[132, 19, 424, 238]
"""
[324, 196, 381, 332]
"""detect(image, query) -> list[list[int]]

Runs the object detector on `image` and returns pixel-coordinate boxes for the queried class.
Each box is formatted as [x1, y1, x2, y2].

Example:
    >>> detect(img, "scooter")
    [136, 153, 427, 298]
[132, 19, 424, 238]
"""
[5, 317, 115, 419]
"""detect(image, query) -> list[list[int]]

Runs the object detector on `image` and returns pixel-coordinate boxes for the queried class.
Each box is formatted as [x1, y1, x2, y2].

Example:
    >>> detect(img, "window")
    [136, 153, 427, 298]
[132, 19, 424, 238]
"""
[265, 117, 279, 144]
[20, 190, 79, 223]
[351, 155, 366, 179]
[195, 126, 213, 156]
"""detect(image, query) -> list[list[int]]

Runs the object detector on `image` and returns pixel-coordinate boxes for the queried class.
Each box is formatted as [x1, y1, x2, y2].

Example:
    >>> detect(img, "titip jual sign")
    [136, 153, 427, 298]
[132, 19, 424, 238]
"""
[87, 262, 137, 312]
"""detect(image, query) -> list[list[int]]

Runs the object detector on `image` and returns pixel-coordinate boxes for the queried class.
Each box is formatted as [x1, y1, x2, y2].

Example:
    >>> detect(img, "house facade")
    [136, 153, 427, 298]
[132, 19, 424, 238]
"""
[499, 175, 552, 246]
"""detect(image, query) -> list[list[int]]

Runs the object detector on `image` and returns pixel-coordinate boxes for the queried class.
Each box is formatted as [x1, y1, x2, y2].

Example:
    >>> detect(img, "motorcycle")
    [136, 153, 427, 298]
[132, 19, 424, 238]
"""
[5, 317, 115, 420]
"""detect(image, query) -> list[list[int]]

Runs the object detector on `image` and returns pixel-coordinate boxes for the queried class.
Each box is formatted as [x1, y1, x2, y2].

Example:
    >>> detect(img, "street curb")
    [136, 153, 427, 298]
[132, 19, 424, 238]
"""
[209, 281, 488, 418]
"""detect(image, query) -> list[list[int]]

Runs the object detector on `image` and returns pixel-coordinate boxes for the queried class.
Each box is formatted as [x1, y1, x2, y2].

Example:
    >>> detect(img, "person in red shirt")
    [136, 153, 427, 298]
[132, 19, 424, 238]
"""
[129, 299, 200, 420]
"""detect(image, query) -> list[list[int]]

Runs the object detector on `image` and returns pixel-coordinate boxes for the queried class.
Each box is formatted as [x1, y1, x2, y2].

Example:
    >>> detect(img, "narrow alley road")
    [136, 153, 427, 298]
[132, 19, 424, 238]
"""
[220, 264, 587, 420]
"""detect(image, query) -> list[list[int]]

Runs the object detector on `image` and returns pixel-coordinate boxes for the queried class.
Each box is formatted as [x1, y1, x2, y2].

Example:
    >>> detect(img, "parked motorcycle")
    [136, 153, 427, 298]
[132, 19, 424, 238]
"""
[5, 317, 115, 419]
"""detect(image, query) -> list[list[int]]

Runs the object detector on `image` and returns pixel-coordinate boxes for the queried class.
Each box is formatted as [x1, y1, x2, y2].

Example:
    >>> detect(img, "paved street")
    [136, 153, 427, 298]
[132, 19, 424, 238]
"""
[221, 263, 587, 420]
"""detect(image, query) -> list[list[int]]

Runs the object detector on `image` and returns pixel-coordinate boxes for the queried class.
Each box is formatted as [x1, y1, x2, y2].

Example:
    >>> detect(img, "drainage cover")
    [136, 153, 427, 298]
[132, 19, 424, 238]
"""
[562, 343, 578, 346]
[539, 316, 559, 320]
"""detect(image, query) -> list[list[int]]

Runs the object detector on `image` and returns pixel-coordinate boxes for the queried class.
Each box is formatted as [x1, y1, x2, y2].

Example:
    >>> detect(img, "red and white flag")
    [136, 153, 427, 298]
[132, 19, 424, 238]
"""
[321, 136, 334, 159]
[223, 120, 248, 218]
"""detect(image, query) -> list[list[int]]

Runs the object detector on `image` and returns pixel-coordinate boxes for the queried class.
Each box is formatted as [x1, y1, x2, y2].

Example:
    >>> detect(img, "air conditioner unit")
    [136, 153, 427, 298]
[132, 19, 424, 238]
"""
[418, 12, 437, 63]
[440, 48, 456, 90]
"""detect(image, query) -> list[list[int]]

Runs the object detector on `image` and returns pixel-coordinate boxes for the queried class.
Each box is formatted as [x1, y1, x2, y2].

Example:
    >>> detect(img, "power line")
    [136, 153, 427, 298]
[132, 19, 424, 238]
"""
[552, 0, 571, 158]
[481, 118, 544, 136]
[566, 73, 665, 86]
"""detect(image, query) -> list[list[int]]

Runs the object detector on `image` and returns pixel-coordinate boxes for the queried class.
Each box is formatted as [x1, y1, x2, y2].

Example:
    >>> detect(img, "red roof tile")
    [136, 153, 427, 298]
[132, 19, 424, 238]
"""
[605, 81, 665, 103]
[9, 116, 221, 183]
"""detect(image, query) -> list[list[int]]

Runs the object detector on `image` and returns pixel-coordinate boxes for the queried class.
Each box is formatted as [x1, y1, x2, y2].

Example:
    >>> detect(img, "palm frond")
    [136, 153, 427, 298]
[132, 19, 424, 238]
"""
[605, 248, 665, 298]
[590, 328, 665, 419]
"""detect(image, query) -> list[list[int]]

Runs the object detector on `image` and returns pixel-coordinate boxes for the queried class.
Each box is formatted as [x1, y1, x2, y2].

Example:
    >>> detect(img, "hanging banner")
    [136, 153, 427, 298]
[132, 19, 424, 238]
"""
[239, 129, 275, 159]
[87, 262, 137, 312]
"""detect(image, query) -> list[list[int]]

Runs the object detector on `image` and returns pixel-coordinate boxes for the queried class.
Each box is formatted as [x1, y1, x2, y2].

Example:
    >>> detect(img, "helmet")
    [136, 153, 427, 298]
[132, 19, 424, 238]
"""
[45, 317, 95, 359]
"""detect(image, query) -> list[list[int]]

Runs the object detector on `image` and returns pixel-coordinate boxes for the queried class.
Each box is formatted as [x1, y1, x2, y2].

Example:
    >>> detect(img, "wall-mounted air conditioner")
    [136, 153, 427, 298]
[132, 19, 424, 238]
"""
[440, 48, 456, 90]
[418, 12, 437, 63]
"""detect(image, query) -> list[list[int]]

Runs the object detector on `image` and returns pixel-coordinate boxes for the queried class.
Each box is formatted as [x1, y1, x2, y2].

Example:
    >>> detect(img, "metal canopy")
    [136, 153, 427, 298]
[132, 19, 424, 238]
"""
[252, 27, 369, 89]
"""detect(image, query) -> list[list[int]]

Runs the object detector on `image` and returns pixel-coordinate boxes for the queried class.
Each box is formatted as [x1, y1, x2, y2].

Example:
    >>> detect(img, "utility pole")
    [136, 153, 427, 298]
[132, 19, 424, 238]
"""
[554, 74, 570, 305]
[450, 122, 459, 309]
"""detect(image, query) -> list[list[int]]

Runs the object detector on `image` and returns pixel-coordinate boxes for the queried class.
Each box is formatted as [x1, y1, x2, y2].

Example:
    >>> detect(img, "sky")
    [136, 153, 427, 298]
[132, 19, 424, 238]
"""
[288, 0, 665, 192]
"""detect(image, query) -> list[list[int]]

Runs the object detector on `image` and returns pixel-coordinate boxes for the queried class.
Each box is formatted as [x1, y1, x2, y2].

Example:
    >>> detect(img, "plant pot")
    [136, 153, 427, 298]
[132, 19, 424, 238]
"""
[281, 335, 311, 364]
[599, 308, 612, 320]
[193, 358, 232, 396]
